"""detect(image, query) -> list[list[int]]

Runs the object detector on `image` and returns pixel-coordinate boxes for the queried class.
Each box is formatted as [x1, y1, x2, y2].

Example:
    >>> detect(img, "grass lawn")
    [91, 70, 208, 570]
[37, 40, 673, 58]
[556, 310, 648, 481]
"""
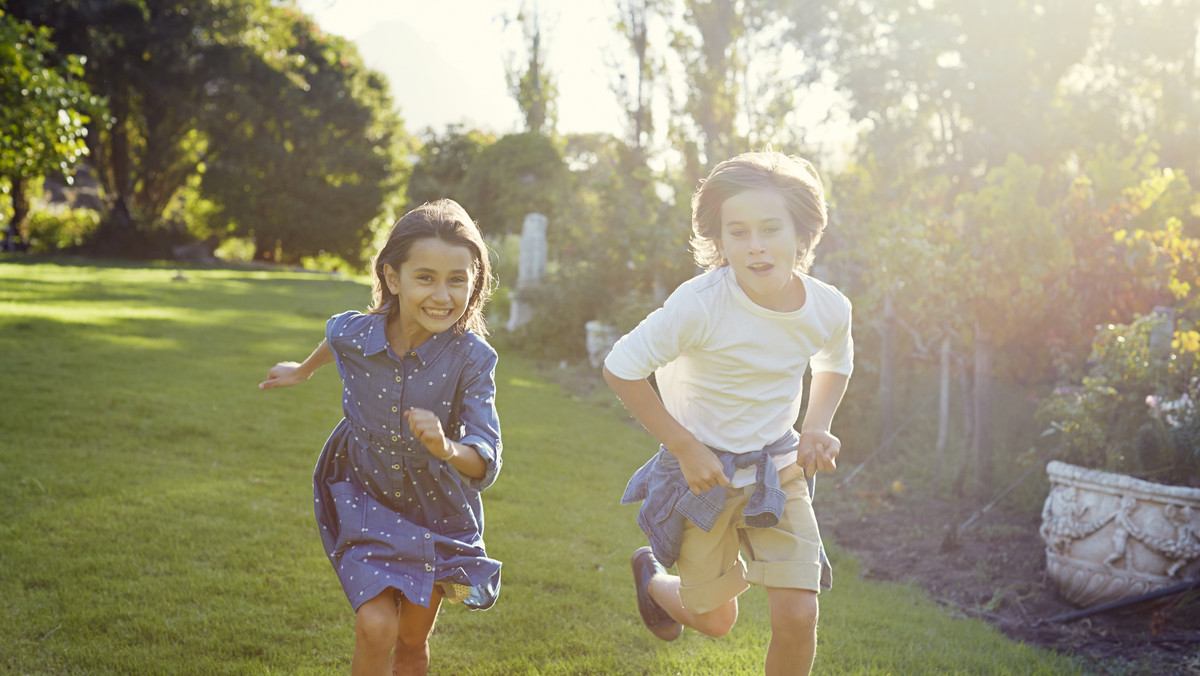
[0, 258, 1088, 675]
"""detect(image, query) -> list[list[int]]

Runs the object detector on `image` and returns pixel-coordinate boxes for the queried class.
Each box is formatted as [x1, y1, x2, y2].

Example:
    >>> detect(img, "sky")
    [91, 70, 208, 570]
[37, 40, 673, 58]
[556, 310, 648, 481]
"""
[295, 0, 628, 137]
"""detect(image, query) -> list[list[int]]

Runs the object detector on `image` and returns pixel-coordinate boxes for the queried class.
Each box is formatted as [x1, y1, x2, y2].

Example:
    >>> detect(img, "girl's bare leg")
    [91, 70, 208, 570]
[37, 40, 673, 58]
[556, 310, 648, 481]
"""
[391, 590, 442, 676]
[352, 591, 400, 676]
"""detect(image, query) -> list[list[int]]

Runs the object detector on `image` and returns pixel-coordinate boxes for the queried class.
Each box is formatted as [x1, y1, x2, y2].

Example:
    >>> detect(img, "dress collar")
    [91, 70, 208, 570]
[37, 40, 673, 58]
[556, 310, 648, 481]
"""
[361, 312, 455, 366]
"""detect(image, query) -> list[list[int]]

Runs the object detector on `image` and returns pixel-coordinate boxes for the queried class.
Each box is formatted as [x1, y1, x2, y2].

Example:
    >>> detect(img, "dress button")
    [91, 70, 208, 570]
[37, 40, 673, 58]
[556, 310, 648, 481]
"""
[424, 533, 431, 540]
[394, 491, 401, 498]
[392, 464, 400, 470]
[391, 406, 398, 413]
[395, 375, 402, 382]
[391, 435, 398, 441]
[425, 563, 433, 571]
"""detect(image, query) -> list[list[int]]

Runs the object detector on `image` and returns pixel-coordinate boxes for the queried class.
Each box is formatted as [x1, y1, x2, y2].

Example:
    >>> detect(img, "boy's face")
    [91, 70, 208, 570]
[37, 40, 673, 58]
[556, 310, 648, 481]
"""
[717, 188, 804, 312]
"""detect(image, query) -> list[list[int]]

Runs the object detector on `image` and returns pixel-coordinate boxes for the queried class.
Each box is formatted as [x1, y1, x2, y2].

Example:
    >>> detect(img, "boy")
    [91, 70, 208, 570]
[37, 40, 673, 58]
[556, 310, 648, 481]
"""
[603, 151, 853, 675]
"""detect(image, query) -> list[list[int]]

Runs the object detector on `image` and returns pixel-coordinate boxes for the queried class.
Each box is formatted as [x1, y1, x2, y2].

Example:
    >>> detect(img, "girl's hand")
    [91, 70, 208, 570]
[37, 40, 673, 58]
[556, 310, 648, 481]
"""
[404, 408, 453, 461]
[259, 362, 310, 390]
[798, 430, 840, 475]
[672, 439, 730, 495]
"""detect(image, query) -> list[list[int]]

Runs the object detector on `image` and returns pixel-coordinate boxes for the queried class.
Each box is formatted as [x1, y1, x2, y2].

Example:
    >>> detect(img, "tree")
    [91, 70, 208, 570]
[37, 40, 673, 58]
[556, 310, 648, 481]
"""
[504, 1, 557, 136]
[0, 9, 102, 250]
[405, 125, 496, 211]
[198, 8, 405, 265]
[457, 132, 567, 238]
[953, 155, 1070, 494]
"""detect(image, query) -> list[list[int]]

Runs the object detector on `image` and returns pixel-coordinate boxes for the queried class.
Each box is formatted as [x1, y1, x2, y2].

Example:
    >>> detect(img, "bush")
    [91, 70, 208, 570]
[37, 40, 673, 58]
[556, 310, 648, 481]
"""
[1037, 312, 1200, 484]
[507, 270, 613, 362]
[24, 205, 101, 252]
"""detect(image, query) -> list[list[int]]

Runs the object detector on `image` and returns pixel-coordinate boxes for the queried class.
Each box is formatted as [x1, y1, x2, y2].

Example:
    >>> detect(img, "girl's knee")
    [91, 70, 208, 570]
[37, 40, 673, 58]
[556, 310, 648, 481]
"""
[355, 598, 399, 649]
[395, 622, 435, 649]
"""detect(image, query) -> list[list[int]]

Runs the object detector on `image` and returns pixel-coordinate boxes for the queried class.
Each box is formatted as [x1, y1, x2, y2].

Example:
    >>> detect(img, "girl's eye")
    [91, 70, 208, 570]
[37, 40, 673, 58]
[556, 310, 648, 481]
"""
[451, 277, 468, 285]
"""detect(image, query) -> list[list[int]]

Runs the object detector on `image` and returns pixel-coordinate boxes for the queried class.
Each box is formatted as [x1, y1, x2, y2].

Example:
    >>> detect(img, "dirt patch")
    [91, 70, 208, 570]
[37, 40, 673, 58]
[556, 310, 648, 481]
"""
[818, 489, 1200, 675]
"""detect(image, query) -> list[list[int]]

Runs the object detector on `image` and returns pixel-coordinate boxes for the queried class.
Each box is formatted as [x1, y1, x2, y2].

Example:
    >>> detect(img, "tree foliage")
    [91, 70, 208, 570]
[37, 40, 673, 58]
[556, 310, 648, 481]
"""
[7, 0, 408, 262]
[457, 132, 567, 237]
[199, 8, 404, 265]
[0, 8, 102, 245]
[406, 125, 496, 211]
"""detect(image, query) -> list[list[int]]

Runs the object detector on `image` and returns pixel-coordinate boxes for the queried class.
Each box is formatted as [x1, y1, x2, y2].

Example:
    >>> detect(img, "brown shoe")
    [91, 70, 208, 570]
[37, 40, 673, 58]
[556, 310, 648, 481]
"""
[631, 547, 683, 641]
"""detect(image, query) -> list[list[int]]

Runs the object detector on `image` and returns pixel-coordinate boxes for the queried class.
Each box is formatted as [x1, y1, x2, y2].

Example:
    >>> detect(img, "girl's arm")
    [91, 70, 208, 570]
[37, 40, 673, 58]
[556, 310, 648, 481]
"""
[603, 366, 729, 495]
[797, 371, 850, 474]
[258, 339, 335, 390]
[405, 408, 487, 479]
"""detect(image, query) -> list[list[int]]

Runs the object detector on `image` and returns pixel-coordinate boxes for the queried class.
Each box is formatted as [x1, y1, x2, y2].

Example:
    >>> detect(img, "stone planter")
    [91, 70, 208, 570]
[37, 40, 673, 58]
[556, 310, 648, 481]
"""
[1039, 460, 1200, 607]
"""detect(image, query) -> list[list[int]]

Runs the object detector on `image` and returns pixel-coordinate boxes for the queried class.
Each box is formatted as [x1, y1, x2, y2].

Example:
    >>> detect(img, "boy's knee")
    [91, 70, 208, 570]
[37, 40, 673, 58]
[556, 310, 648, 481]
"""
[769, 589, 818, 635]
[692, 600, 739, 638]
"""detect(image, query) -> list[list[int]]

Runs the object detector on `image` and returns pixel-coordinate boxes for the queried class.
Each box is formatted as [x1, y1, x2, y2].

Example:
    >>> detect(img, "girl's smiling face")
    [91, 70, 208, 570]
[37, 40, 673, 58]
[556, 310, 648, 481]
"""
[384, 237, 476, 348]
[717, 188, 805, 312]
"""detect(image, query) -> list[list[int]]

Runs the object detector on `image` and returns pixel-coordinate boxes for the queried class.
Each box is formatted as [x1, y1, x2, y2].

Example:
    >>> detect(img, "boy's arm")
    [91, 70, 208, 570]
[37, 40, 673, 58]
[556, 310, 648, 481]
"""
[259, 339, 335, 390]
[603, 366, 729, 495]
[798, 371, 850, 474]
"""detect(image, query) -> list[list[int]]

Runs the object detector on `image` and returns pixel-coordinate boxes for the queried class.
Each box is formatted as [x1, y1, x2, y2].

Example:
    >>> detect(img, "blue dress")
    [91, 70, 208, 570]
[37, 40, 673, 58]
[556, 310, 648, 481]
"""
[313, 311, 502, 611]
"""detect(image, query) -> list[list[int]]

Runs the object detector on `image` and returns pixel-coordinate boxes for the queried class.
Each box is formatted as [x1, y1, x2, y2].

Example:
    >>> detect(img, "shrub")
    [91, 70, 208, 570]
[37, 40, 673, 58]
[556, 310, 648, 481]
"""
[24, 205, 101, 252]
[1037, 312, 1200, 484]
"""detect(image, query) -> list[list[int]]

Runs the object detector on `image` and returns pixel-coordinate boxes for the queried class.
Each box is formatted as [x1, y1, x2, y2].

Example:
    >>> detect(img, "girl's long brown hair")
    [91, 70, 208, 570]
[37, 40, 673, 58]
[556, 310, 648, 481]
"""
[368, 199, 495, 336]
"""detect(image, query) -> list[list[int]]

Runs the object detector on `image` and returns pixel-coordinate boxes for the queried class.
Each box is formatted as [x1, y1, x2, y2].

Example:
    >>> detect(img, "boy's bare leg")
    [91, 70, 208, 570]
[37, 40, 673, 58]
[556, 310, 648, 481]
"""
[764, 587, 818, 676]
[648, 573, 739, 638]
[391, 591, 442, 676]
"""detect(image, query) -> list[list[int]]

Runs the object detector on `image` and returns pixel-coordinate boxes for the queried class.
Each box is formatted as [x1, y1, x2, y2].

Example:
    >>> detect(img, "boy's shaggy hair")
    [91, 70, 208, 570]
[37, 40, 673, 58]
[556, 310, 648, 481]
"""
[690, 151, 827, 274]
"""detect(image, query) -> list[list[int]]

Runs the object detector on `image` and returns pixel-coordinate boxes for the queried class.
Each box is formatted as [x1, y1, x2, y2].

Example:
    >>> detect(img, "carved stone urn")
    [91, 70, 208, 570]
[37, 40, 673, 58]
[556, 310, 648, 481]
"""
[1039, 460, 1200, 607]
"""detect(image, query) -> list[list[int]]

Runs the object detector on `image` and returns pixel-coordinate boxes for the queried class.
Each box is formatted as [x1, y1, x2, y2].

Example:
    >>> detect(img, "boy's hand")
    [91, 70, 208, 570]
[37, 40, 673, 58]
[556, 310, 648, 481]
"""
[672, 439, 730, 495]
[798, 430, 840, 475]
[259, 362, 309, 390]
[405, 408, 453, 461]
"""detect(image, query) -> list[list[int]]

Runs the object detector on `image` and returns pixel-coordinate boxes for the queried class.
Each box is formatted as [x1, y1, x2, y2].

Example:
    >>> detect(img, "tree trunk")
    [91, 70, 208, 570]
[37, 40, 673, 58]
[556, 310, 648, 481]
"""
[934, 334, 952, 485]
[953, 354, 974, 499]
[4, 176, 30, 252]
[878, 292, 897, 452]
[972, 324, 995, 499]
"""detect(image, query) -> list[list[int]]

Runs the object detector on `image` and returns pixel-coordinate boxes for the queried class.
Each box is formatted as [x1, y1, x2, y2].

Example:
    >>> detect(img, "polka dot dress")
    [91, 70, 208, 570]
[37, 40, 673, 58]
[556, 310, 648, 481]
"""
[313, 311, 502, 611]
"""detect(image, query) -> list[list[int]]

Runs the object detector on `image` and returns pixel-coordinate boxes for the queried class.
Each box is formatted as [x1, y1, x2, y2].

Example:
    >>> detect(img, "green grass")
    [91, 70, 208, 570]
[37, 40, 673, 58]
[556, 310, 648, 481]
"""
[0, 257, 1086, 675]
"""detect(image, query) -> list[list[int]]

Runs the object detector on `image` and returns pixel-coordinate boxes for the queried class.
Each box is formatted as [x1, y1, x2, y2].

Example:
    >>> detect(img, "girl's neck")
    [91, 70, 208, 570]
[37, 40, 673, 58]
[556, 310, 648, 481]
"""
[385, 316, 433, 354]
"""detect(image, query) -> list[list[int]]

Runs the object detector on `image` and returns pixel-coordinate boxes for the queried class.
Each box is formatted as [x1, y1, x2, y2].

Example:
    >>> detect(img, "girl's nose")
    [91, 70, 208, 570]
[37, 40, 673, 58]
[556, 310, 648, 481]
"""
[749, 232, 765, 252]
[432, 283, 451, 301]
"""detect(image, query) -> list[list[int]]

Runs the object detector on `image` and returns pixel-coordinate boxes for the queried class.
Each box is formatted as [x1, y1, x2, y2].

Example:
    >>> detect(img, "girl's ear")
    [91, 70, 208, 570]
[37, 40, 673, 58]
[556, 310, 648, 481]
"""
[382, 263, 400, 295]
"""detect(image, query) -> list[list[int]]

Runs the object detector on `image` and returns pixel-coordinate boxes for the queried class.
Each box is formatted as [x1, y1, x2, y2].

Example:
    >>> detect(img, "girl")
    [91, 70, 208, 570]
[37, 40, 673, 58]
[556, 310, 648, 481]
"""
[260, 199, 502, 676]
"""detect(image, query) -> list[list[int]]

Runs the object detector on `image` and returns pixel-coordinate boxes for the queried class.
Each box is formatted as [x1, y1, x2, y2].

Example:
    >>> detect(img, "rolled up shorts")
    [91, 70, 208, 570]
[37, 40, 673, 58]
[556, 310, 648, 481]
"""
[676, 463, 823, 614]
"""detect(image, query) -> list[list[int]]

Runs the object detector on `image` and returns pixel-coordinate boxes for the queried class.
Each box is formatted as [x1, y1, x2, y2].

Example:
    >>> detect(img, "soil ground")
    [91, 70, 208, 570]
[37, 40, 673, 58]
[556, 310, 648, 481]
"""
[817, 488, 1200, 675]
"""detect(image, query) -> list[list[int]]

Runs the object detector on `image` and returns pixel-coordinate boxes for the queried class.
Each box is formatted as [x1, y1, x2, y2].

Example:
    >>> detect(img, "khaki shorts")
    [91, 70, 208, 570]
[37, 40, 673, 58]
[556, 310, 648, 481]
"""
[675, 463, 823, 614]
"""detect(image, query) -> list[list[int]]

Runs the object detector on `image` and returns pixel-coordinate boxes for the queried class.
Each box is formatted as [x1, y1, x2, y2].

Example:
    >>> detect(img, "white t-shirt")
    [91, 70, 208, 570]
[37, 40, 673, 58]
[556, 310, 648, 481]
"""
[605, 266, 854, 486]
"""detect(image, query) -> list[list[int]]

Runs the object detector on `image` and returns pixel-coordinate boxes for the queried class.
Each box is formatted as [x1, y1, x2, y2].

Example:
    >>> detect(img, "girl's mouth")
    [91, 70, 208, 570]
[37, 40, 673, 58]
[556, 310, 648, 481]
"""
[424, 308, 453, 319]
[748, 262, 774, 275]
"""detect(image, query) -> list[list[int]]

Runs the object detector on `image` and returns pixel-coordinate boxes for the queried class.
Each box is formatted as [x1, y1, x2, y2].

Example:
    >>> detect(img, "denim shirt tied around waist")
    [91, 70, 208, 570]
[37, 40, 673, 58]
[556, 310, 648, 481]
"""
[621, 429, 832, 589]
